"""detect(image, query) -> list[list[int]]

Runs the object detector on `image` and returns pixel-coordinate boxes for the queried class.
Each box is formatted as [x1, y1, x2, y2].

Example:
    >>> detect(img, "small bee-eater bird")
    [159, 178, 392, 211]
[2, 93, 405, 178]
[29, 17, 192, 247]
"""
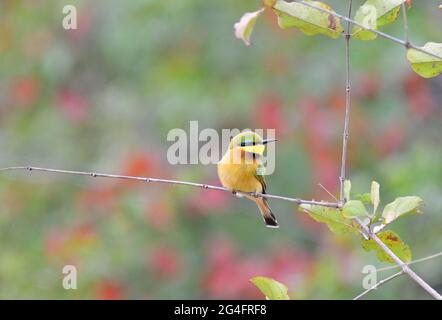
[217, 131, 278, 228]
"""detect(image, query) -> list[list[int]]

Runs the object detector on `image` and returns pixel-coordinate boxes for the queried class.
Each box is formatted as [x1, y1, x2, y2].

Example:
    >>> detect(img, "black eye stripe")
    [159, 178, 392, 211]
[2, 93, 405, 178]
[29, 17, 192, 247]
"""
[240, 141, 258, 147]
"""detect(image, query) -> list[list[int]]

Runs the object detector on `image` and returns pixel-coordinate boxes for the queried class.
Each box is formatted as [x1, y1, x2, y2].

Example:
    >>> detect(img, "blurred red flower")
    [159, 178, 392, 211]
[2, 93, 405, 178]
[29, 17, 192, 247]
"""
[376, 125, 406, 155]
[404, 73, 435, 120]
[299, 97, 340, 190]
[147, 245, 183, 280]
[119, 152, 168, 191]
[357, 73, 381, 101]
[56, 90, 88, 123]
[253, 94, 287, 136]
[202, 237, 313, 299]
[95, 280, 125, 300]
[44, 223, 97, 261]
[121, 152, 166, 180]
[76, 186, 120, 215]
[144, 199, 176, 231]
[11, 76, 40, 107]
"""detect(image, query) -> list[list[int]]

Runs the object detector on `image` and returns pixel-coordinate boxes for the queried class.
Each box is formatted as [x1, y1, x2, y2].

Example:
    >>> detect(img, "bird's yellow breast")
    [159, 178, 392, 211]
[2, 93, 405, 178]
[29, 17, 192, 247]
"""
[217, 149, 263, 193]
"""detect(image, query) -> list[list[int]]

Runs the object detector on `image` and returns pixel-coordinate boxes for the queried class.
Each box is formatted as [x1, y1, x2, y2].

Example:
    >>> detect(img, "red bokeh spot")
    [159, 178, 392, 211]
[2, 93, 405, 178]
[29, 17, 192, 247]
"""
[148, 246, 183, 280]
[357, 73, 380, 101]
[120, 153, 166, 189]
[187, 180, 231, 216]
[56, 90, 88, 123]
[44, 223, 97, 261]
[122, 153, 155, 177]
[377, 125, 406, 155]
[404, 73, 435, 120]
[95, 281, 125, 300]
[11, 76, 40, 107]
[202, 237, 313, 299]
[76, 186, 120, 215]
[253, 94, 287, 136]
[145, 200, 175, 231]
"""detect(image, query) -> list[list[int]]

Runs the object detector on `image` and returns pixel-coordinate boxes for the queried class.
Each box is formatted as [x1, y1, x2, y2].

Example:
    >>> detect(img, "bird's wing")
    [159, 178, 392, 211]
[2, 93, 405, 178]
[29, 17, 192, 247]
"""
[255, 162, 267, 193]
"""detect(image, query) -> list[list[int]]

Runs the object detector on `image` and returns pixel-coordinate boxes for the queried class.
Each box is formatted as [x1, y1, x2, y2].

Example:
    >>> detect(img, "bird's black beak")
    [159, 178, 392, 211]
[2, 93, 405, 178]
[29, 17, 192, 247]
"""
[262, 139, 277, 145]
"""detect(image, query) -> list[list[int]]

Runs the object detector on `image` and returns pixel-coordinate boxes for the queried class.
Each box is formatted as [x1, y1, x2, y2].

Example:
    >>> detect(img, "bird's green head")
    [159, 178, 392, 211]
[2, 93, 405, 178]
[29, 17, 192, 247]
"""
[228, 131, 276, 155]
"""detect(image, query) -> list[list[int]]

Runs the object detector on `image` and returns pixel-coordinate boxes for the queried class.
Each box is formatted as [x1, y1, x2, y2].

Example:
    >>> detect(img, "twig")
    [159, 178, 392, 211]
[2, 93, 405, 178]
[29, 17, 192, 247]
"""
[402, 2, 409, 46]
[355, 217, 442, 300]
[297, 0, 442, 60]
[318, 183, 338, 201]
[0, 166, 341, 208]
[377, 250, 442, 273]
[353, 271, 404, 300]
[339, 0, 353, 202]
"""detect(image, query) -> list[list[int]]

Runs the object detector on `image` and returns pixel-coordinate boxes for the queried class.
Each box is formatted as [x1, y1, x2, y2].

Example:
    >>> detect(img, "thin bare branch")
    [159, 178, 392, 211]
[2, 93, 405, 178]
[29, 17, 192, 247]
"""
[297, 0, 442, 60]
[0, 166, 341, 208]
[353, 271, 404, 300]
[377, 250, 442, 273]
[339, 0, 353, 202]
[402, 2, 409, 46]
[355, 217, 442, 300]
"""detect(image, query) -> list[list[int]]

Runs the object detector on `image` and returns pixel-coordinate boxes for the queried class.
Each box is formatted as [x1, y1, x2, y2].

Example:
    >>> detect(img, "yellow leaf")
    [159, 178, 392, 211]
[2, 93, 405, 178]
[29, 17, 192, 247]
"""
[273, 0, 344, 39]
[406, 42, 442, 78]
[361, 230, 412, 263]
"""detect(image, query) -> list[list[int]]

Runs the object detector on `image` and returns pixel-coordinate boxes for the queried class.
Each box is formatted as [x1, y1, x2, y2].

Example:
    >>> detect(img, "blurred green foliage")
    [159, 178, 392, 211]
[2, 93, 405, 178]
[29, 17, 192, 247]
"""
[0, 0, 441, 299]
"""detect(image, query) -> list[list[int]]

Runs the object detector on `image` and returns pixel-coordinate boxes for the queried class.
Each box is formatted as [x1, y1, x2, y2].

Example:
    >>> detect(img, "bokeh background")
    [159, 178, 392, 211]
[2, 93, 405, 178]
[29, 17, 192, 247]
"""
[0, 0, 441, 299]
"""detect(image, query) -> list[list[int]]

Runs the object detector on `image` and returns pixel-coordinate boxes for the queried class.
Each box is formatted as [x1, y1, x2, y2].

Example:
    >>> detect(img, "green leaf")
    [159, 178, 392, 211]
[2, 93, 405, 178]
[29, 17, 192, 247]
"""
[356, 193, 372, 205]
[344, 180, 351, 201]
[300, 204, 359, 235]
[343, 200, 369, 218]
[250, 276, 290, 300]
[406, 42, 442, 78]
[371, 181, 380, 214]
[352, 0, 406, 40]
[234, 8, 265, 46]
[273, 0, 344, 39]
[361, 230, 412, 263]
[382, 196, 423, 225]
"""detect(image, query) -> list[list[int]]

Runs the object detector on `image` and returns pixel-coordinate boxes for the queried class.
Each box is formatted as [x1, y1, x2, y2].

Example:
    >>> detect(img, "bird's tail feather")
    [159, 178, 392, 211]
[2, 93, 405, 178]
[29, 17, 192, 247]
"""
[255, 197, 279, 228]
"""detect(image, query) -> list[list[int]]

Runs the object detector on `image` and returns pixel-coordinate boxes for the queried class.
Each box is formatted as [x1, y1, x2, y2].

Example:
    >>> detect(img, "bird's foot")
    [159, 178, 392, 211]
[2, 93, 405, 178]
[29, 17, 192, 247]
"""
[231, 190, 243, 198]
